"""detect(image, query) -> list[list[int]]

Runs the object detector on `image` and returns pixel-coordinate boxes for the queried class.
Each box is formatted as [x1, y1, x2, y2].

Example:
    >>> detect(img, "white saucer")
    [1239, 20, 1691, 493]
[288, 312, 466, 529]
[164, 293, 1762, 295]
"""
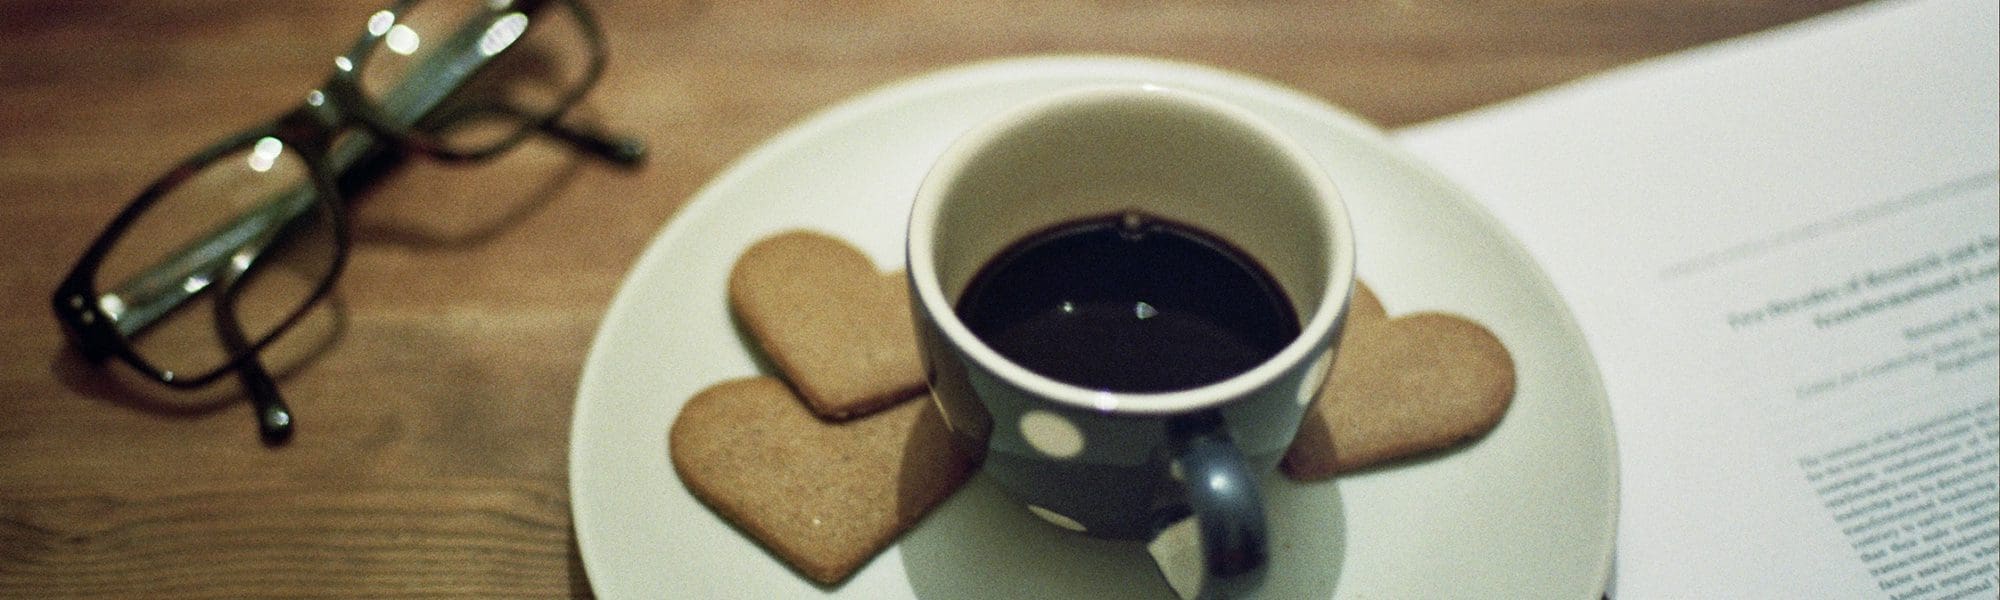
[568, 55, 1618, 599]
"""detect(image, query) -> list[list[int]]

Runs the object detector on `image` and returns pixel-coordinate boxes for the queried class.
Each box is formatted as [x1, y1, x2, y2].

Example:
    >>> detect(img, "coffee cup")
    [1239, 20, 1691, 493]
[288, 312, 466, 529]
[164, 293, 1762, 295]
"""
[906, 84, 1355, 598]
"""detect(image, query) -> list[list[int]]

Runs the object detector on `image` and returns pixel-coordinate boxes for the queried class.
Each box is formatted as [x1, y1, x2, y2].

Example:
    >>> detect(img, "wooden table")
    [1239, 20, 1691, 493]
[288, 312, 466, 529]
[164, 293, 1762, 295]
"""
[1, 1, 1868, 596]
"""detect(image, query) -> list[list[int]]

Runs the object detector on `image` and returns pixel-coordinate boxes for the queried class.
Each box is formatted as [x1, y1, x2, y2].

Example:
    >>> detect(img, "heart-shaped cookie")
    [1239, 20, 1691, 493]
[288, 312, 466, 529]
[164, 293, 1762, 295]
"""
[1282, 281, 1516, 480]
[729, 230, 927, 420]
[669, 376, 977, 584]
[1345, 277, 1389, 329]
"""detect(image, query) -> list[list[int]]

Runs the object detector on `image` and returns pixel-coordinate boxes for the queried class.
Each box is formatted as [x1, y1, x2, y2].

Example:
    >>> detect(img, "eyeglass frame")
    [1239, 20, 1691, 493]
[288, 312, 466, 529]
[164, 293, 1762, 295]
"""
[51, 0, 633, 445]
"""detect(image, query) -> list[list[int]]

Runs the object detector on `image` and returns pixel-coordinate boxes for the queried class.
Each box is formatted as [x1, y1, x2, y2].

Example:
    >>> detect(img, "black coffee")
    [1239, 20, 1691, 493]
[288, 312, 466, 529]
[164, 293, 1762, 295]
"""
[956, 213, 1300, 393]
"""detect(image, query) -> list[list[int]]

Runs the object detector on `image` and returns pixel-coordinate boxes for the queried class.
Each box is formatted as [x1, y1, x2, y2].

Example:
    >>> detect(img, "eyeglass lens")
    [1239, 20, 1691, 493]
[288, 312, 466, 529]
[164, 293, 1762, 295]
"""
[357, 0, 599, 155]
[93, 137, 339, 383]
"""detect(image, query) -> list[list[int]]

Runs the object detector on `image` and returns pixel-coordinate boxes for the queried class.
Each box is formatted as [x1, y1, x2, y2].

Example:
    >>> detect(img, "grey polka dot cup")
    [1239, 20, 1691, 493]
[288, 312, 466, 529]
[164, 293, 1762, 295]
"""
[907, 85, 1355, 599]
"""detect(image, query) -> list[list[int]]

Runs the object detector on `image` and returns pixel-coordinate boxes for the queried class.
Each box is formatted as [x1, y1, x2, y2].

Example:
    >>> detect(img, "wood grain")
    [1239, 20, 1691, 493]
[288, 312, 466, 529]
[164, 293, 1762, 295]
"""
[0, 0, 1867, 596]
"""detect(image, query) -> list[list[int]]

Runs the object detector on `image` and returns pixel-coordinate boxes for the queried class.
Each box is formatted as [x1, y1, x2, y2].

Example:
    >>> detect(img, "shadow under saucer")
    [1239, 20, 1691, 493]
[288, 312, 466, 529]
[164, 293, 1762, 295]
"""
[897, 470, 1345, 599]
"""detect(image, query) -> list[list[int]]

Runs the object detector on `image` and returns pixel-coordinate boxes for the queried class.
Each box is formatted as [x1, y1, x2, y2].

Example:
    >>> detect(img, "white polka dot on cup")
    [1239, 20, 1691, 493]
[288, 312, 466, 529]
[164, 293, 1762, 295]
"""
[1020, 409, 1085, 458]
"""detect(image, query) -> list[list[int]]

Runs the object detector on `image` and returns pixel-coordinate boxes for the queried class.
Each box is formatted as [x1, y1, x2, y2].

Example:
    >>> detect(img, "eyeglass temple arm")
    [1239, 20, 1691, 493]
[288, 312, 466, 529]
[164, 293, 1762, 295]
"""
[416, 100, 646, 166]
[535, 119, 646, 166]
[235, 343, 294, 445]
[212, 267, 294, 445]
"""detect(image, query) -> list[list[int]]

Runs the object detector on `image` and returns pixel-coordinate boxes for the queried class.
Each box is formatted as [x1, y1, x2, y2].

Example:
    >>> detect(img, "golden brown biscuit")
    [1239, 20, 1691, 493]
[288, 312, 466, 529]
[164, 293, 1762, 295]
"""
[1283, 283, 1515, 480]
[1345, 278, 1388, 332]
[729, 230, 927, 420]
[670, 376, 977, 585]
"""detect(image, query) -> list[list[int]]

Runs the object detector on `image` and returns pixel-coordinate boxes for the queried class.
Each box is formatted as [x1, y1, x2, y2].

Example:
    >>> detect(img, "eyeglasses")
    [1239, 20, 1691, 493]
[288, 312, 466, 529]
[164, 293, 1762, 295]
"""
[51, 0, 642, 445]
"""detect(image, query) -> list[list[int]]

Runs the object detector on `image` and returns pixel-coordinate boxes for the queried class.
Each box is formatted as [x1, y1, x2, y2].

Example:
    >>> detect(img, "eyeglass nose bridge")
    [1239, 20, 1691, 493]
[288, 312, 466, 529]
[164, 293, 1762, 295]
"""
[256, 89, 370, 160]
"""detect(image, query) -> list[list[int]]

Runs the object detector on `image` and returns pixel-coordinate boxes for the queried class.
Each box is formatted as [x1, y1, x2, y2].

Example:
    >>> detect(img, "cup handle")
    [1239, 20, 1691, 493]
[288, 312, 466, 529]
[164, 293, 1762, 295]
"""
[1152, 413, 1268, 599]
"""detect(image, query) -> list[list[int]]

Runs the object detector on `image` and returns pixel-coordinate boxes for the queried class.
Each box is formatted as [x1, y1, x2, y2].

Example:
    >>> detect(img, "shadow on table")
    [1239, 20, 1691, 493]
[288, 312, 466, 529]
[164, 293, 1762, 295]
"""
[344, 141, 593, 251]
[569, 529, 597, 599]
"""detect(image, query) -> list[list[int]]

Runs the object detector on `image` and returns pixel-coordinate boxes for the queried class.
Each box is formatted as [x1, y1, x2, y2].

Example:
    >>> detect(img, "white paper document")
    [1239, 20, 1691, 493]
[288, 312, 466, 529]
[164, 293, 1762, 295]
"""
[1393, 0, 1999, 597]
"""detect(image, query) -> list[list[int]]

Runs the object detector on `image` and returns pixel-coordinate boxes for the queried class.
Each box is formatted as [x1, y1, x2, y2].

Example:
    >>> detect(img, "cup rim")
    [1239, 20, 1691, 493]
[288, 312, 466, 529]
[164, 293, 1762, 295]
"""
[907, 83, 1356, 415]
